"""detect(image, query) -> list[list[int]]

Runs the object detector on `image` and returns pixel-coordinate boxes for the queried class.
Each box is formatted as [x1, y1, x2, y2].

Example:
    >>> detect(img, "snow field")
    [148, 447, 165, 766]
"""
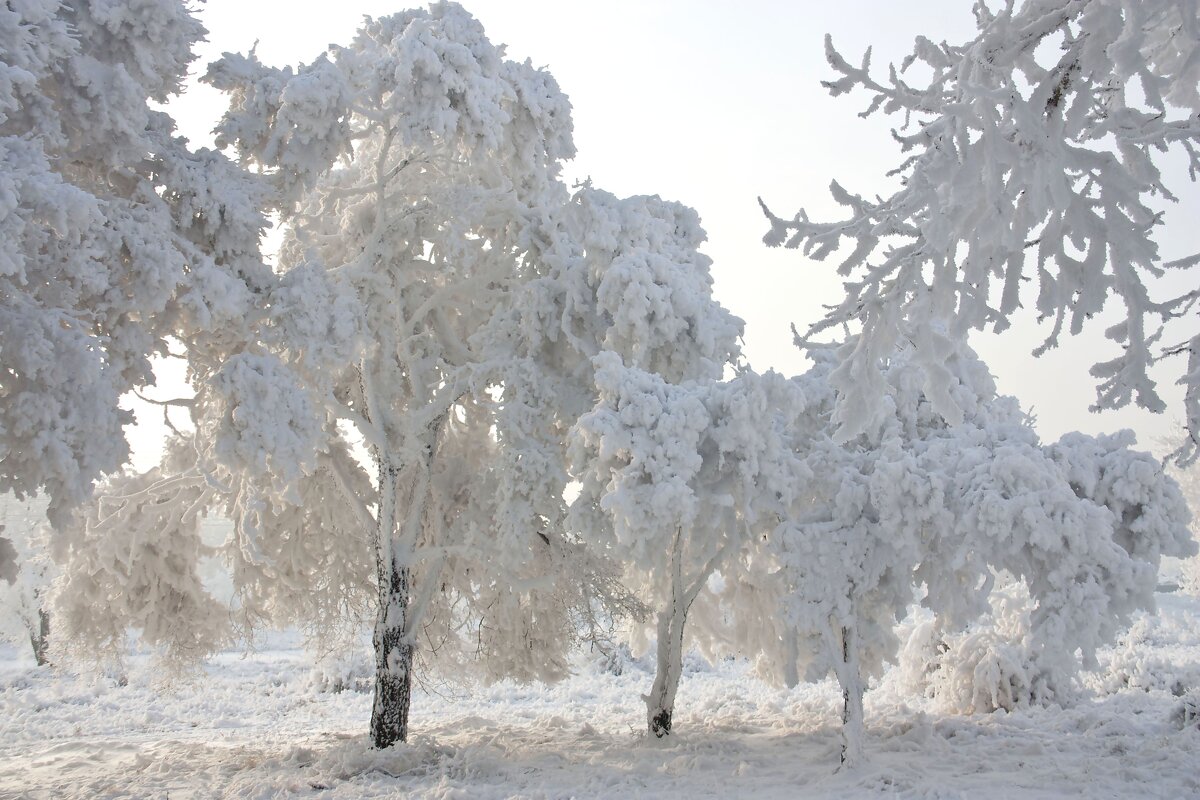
[2, 593, 1197, 799]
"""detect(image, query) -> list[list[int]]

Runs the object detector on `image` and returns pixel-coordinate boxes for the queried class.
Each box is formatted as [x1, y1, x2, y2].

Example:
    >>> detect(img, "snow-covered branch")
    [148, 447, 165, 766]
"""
[765, 0, 1200, 453]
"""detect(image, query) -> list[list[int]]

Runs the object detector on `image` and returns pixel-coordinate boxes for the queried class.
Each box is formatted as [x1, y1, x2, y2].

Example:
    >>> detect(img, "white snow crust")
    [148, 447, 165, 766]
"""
[2, 592, 1198, 799]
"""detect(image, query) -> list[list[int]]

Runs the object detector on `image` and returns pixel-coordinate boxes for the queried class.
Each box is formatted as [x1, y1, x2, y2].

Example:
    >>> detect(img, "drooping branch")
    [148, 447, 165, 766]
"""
[763, 0, 1200, 449]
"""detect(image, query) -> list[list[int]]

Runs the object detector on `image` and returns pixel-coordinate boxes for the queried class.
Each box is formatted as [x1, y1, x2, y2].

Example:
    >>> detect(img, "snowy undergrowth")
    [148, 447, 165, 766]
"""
[2, 593, 1198, 799]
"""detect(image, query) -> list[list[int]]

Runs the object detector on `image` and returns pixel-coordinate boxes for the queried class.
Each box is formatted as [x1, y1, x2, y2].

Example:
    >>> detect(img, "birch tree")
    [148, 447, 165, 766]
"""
[197, 3, 637, 748]
[570, 357, 805, 736]
[747, 338, 1193, 766]
[533, 186, 747, 737]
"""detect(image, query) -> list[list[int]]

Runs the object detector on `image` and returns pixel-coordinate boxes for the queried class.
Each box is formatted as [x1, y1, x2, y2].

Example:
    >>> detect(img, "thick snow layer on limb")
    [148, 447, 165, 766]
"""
[560, 189, 743, 384]
[764, 0, 1200, 455]
[204, 352, 326, 494]
[0, 0, 271, 525]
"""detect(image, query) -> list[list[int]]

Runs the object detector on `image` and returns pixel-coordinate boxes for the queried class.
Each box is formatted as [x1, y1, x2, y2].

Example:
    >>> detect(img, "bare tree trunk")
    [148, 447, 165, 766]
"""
[371, 554, 412, 748]
[28, 605, 50, 667]
[370, 461, 414, 749]
[834, 622, 864, 768]
[646, 528, 689, 737]
[646, 603, 687, 737]
[644, 530, 733, 738]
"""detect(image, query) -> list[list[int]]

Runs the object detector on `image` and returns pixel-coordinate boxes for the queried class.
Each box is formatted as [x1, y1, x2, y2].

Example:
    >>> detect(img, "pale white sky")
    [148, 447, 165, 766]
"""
[132, 0, 1200, 466]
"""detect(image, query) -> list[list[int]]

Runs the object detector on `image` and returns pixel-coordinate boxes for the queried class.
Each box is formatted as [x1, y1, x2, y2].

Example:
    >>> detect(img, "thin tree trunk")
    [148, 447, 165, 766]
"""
[832, 621, 864, 768]
[645, 530, 732, 737]
[646, 602, 688, 737]
[28, 606, 50, 667]
[647, 528, 689, 737]
[370, 461, 414, 749]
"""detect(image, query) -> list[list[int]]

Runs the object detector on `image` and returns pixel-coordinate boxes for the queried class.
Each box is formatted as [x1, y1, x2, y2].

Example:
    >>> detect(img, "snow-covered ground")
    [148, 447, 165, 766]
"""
[2, 593, 1198, 799]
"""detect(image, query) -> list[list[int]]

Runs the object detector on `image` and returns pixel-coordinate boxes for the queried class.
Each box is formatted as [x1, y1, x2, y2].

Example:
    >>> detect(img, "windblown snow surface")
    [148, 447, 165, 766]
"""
[2, 592, 1198, 799]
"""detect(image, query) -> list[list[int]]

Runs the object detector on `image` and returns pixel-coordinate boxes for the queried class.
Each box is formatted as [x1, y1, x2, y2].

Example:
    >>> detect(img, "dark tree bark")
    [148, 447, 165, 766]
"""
[29, 606, 50, 667]
[837, 623, 864, 767]
[369, 459, 420, 749]
[371, 554, 413, 749]
[370, 462, 413, 748]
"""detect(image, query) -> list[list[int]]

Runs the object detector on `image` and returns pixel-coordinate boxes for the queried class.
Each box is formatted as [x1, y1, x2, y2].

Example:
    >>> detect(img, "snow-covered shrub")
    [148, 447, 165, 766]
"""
[1172, 693, 1200, 729]
[900, 583, 1052, 714]
[930, 632, 1039, 715]
[308, 640, 374, 695]
[1103, 644, 1192, 698]
[907, 582, 1200, 714]
[1095, 616, 1198, 698]
[586, 641, 649, 678]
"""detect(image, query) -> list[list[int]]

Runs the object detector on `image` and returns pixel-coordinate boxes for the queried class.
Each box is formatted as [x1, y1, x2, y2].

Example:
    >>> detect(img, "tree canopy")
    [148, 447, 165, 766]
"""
[763, 0, 1200, 455]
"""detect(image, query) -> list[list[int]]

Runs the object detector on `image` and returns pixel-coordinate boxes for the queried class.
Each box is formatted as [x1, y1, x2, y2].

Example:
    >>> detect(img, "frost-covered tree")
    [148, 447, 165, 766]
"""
[762, 0, 1200, 453]
[0, 0, 271, 528]
[51, 434, 375, 669]
[768, 439, 921, 767]
[731, 339, 1192, 765]
[1159, 430, 1200, 595]
[879, 416, 1191, 721]
[143, 4, 651, 748]
[514, 187, 746, 738]
[0, 499, 53, 666]
[569, 355, 802, 736]
[50, 3, 743, 750]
